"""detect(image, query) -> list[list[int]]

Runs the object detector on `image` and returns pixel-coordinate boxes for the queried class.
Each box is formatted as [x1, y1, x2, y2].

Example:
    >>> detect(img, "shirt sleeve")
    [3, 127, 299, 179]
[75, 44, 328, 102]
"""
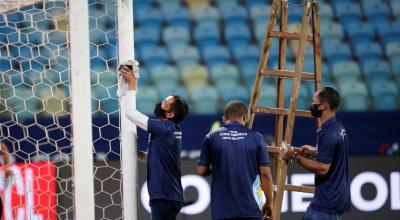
[197, 134, 212, 167]
[147, 118, 170, 135]
[257, 133, 269, 167]
[125, 90, 149, 131]
[316, 131, 338, 164]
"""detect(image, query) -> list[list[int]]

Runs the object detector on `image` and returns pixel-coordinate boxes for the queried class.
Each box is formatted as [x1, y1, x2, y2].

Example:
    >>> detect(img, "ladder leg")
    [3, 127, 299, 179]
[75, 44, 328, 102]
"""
[274, 2, 312, 220]
[312, 1, 323, 92]
[247, 0, 280, 128]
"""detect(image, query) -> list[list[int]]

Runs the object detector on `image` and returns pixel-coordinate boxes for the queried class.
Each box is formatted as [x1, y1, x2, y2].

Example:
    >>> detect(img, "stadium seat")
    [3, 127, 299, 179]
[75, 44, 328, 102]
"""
[344, 21, 375, 48]
[181, 65, 209, 88]
[135, 7, 163, 30]
[390, 56, 400, 79]
[220, 5, 248, 26]
[164, 7, 191, 30]
[137, 67, 151, 87]
[157, 0, 181, 12]
[219, 84, 249, 104]
[354, 42, 383, 63]
[369, 80, 398, 110]
[158, 85, 189, 101]
[334, 2, 362, 24]
[135, 26, 161, 52]
[319, 22, 344, 41]
[339, 81, 369, 111]
[136, 86, 160, 114]
[257, 84, 278, 108]
[232, 44, 259, 66]
[171, 46, 200, 68]
[98, 44, 116, 61]
[376, 21, 400, 47]
[150, 65, 180, 88]
[284, 79, 310, 110]
[210, 64, 240, 88]
[385, 42, 400, 59]
[90, 29, 108, 45]
[163, 26, 190, 49]
[318, 3, 334, 23]
[203, 45, 231, 68]
[193, 6, 220, 24]
[190, 86, 219, 114]
[245, 0, 268, 8]
[224, 23, 251, 48]
[322, 42, 352, 65]
[389, 0, 400, 17]
[331, 61, 361, 83]
[362, 2, 390, 27]
[362, 59, 391, 82]
[249, 4, 271, 23]
[141, 46, 169, 66]
[215, 0, 239, 9]
[287, 5, 303, 24]
[194, 22, 221, 52]
[239, 62, 258, 87]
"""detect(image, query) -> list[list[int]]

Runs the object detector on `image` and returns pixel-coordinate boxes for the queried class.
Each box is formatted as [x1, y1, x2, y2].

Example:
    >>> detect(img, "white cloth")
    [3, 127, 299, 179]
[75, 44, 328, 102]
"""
[125, 90, 149, 131]
[117, 59, 140, 98]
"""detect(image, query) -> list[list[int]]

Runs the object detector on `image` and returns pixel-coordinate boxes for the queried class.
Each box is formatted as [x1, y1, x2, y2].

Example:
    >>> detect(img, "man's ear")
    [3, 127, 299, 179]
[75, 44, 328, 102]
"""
[166, 111, 175, 119]
[243, 114, 248, 123]
[222, 116, 227, 124]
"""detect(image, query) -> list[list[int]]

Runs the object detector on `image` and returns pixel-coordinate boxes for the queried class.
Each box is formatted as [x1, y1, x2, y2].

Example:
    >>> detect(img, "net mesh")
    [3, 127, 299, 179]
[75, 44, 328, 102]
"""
[0, 0, 123, 219]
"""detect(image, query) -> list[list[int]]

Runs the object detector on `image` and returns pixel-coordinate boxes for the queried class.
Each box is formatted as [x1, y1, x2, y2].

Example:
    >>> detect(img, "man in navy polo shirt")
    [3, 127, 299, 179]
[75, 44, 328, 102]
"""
[197, 100, 273, 220]
[282, 87, 351, 220]
[120, 65, 189, 220]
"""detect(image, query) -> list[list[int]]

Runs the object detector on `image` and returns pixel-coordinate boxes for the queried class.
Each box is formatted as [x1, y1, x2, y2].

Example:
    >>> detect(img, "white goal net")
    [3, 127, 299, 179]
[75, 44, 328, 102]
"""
[0, 0, 129, 219]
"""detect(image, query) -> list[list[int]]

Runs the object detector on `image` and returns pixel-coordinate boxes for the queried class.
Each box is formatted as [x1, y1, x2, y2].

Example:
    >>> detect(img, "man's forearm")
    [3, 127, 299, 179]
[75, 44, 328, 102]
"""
[260, 167, 273, 206]
[297, 156, 329, 176]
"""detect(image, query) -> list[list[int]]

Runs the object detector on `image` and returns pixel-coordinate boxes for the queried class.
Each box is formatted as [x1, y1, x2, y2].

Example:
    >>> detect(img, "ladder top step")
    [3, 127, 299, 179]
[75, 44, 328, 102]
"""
[270, 31, 313, 42]
[253, 107, 313, 118]
[261, 69, 316, 80]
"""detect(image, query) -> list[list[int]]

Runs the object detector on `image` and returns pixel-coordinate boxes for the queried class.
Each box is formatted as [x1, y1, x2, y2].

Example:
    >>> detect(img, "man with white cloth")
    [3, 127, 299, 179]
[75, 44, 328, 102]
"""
[119, 63, 189, 220]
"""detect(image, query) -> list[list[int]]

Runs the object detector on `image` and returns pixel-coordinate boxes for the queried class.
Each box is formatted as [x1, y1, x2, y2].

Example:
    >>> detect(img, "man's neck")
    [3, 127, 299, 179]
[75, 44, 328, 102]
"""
[319, 111, 335, 126]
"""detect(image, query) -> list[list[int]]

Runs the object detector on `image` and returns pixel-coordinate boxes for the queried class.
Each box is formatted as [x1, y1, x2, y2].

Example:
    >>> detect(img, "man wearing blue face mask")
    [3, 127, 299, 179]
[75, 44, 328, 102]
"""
[282, 87, 351, 220]
[120, 65, 189, 220]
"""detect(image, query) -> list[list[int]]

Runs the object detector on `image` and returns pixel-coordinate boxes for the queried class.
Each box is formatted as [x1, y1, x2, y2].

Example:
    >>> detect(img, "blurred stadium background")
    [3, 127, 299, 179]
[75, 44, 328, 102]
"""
[0, 0, 399, 219]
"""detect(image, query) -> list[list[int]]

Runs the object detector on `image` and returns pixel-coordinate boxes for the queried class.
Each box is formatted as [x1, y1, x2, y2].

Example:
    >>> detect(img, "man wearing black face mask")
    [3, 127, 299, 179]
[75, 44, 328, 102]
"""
[119, 65, 189, 220]
[282, 87, 351, 220]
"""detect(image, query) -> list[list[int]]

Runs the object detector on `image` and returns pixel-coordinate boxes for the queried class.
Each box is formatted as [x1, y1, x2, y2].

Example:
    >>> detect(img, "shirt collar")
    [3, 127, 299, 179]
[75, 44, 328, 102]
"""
[223, 121, 243, 127]
[320, 116, 337, 131]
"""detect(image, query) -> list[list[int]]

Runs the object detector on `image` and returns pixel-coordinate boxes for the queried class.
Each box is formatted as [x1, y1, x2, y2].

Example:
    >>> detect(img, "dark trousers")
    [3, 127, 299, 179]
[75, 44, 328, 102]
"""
[303, 207, 342, 220]
[150, 199, 182, 220]
[221, 218, 261, 220]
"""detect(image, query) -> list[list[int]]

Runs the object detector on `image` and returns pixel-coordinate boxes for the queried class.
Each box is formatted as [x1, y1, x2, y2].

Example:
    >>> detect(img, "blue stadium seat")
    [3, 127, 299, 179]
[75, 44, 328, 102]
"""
[331, 61, 361, 83]
[97, 16, 116, 32]
[224, 23, 251, 47]
[284, 79, 310, 110]
[220, 5, 248, 26]
[135, 26, 160, 52]
[36, 19, 56, 31]
[249, 4, 271, 23]
[258, 84, 277, 108]
[158, 85, 189, 101]
[194, 22, 221, 53]
[164, 7, 190, 30]
[362, 2, 390, 28]
[385, 42, 400, 59]
[239, 62, 258, 87]
[319, 22, 344, 41]
[334, 2, 362, 24]
[193, 6, 220, 24]
[303, 60, 331, 83]
[344, 21, 375, 48]
[355, 42, 383, 63]
[171, 46, 200, 68]
[157, 0, 181, 12]
[137, 67, 151, 87]
[150, 65, 180, 88]
[254, 20, 268, 44]
[389, 0, 400, 17]
[136, 86, 160, 114]
[90, 29, 108, 45]
[98, 44, 116, 61]
[135, 7, 162, 30]
[203, 45, 231, 68]
[390, 56, 400, 79]
[163, 26, 190, 49]
[215, 0, 239, 9]
[362, 59, 391, 82]
[288, 5, 303, 24]
[322, 42, 352, 65]
[369, 80, 398, 110]
[219, 84, 249, 104]
[232, 44, 259, 66]
[376, 21, 400, 47]
[141, 46, 169, 66]
[318, 3, 334, 23]
[210, 64, 240, 88]
[190, 86, 219, 114]
[89, 2, 106, 18]
[339, 81, 369, 111]
[245, 0, 268, 8]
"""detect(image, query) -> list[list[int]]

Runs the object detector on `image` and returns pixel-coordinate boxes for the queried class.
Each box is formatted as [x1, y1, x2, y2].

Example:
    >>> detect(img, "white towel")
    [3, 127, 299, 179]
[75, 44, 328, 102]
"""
[117, 59, 140, 98]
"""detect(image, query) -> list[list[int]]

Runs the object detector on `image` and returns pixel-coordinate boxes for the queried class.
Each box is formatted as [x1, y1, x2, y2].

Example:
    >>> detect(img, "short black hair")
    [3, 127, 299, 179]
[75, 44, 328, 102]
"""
[224, 100, 247, 119]
[318, 87, 340, 111]
[170, 94, 189, 123]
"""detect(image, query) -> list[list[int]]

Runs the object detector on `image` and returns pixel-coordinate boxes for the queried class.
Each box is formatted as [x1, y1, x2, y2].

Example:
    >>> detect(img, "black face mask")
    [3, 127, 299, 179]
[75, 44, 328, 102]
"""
[154, 102, 167, 118]
[309, 104, 324, 118]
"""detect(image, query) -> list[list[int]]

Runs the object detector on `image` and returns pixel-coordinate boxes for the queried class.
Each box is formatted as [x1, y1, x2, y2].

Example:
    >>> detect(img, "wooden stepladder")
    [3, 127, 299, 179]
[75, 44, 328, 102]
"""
[246, 0, 322, 220]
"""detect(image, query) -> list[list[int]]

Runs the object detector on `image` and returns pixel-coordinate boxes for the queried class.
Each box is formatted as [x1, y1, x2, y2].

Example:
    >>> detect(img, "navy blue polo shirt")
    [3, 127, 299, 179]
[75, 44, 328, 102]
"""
[310, 116, 351, 214]
[147, 118, 183, 203]
[198, 121, 270, 220]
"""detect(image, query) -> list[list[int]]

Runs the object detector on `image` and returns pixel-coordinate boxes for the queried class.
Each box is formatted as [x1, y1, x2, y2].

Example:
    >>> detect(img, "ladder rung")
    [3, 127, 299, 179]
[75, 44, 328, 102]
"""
[267, 146, 317, 155]
[261, 69, 315, 80]
[253, 107, 312, 118]
[284, 184, 315, 194]
[269, 31, 313, 42]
